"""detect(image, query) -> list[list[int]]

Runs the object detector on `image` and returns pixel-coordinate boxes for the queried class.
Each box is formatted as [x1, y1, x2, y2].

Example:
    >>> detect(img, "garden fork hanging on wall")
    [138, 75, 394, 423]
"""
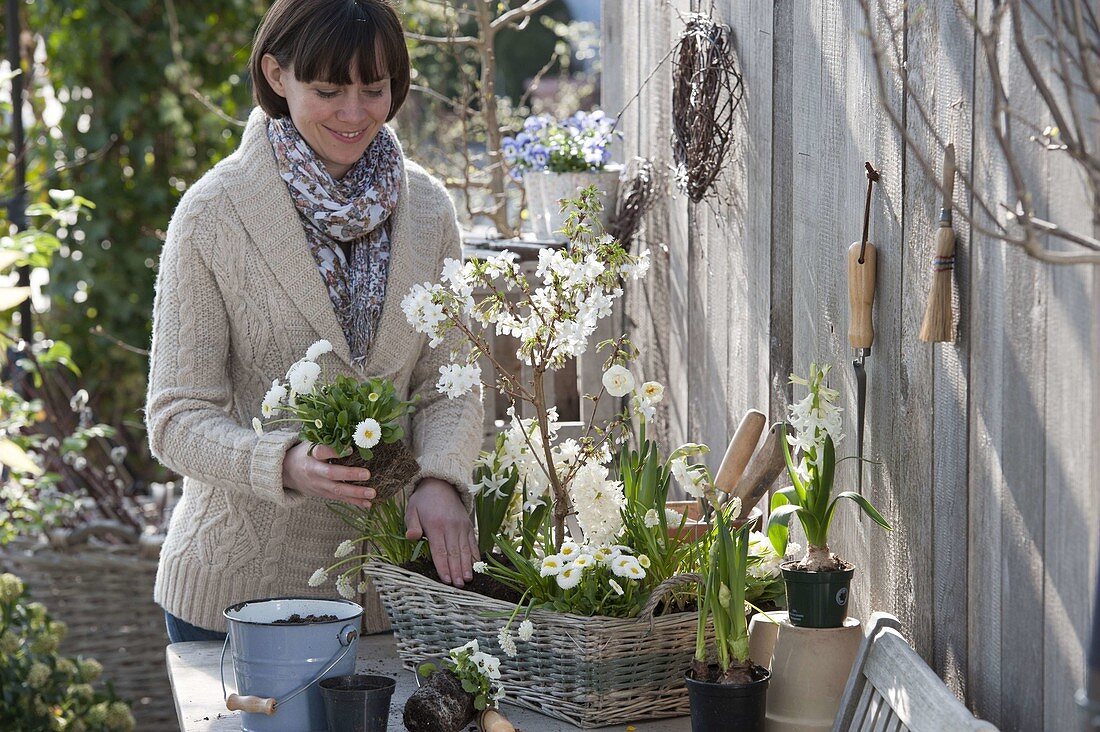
[848, 163, 879, 500]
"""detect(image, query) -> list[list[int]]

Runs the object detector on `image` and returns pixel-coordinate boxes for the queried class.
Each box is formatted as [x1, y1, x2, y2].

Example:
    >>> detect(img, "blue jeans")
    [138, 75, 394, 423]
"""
[165, 611, 228, 644]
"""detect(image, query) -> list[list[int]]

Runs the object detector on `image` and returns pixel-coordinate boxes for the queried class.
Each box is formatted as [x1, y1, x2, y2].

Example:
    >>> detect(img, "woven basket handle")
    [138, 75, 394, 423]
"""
[640, 572, 701, 622]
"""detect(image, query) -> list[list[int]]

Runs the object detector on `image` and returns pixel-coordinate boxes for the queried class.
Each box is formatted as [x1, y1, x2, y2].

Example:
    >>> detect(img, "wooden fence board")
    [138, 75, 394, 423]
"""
[598, 2, 1098, 727]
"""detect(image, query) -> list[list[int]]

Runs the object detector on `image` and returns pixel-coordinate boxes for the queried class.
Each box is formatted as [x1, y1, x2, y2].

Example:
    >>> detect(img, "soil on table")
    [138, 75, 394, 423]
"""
[402, 556, 523, 604]
[270, 613, 340, 624]
[403, 669, 476, 732]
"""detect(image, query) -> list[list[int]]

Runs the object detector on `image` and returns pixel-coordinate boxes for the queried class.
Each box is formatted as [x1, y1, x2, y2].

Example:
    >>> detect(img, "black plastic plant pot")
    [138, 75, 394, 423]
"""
[684, 666, 770, 732]
[782, 563, 855, 628]
[320, 674, 396, 732]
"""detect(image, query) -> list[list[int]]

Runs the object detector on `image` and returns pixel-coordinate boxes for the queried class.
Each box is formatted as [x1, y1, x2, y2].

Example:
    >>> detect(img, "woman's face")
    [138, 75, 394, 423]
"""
[261, 54, 392, 180]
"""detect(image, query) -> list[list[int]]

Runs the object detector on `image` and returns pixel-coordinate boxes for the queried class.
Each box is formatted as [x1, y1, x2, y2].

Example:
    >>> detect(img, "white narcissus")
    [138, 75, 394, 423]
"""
[639, 381, 664, 403]
[601, 365, 635, 397]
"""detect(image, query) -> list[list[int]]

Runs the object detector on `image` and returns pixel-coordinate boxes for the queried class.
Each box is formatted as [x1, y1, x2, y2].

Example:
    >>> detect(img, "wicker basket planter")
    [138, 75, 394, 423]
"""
[0, 526, 174, 731]
[366, 561, 700, 728]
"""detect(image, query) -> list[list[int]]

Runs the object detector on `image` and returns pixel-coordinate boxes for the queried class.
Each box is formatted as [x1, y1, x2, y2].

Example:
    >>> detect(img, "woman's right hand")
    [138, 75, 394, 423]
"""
[281, 442, 375, 508]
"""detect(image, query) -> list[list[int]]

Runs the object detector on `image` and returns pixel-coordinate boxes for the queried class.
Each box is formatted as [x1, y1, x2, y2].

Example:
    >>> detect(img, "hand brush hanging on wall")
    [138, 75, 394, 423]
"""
[671, 12, 743, 204]
[919, 144, 958, 343]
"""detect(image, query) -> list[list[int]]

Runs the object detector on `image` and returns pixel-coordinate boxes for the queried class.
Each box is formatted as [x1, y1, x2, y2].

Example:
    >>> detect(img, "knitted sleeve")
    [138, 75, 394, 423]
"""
[407, 185, 484, 507]
[145, 182, 304, 508]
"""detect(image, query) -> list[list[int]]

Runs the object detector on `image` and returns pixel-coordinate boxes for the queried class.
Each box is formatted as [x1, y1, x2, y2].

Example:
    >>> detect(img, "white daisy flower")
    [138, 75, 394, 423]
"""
[637, 554, 651, 569]
[556, 566, 583, 590]
[252, 417, 264, 436]
[286, 360, 322, 394]
[571, 554, 594, 569]
[608, 579, 625, 596]
[558, 542, 580, 559]
[305, 339, 333, 361]
[261, 380, 287, 417]
[539, 555, 565, 577]
[353, 418, 382, 449]
[611, 556, 640, 578]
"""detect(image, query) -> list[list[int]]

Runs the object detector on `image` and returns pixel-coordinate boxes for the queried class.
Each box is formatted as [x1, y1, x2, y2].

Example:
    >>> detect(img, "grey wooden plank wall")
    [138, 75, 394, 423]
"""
[600, 1, 1099, 730]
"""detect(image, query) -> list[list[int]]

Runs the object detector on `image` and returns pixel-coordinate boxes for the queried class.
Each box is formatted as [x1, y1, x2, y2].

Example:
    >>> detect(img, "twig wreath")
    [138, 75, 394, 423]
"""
[671, 13, 743, 204]
[608, 157, 660, 250]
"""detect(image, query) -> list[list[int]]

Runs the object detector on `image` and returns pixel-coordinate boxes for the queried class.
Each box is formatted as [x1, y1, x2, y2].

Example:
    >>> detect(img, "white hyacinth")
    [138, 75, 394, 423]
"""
[643, 509, 661, 528]
[353, 418, 381, 449]
[569, 462, 626, 546]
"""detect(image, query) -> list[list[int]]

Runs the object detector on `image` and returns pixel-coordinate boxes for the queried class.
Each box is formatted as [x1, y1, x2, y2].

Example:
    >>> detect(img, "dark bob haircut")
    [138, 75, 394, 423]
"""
[249, 0, 411, 122]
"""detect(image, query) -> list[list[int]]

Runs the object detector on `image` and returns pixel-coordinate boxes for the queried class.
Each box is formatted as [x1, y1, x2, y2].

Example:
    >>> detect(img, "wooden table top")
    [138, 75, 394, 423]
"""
[166, 633, 691, 731]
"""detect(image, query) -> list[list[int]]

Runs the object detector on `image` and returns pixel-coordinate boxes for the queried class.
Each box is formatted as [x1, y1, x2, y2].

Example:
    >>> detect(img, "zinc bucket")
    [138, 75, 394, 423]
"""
[221, 597, 363, 732]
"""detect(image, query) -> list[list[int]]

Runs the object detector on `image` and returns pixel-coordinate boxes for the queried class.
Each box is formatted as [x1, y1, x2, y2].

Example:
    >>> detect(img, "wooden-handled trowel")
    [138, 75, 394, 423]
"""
[849, 162, 880, 500]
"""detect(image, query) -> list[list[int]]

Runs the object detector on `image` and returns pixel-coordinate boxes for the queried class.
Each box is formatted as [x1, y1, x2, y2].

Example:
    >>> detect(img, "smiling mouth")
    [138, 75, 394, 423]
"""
[326, 127, 367, 142]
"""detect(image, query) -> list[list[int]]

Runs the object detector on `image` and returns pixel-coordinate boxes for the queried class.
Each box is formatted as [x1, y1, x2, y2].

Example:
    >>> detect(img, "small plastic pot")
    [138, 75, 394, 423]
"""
[684, 666, 770, 732]
[320, 674, 396, 732]
[782, 563, 855, 628]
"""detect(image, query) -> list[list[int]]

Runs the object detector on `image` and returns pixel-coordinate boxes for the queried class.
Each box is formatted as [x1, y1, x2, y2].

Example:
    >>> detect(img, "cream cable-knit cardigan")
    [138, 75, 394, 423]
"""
[147, 107, 483, 631]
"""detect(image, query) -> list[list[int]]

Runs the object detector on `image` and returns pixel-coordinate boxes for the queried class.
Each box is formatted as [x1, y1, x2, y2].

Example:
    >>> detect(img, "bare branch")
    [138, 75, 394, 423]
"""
[491, 0, 558, 34]
[404, 31, 478, 46]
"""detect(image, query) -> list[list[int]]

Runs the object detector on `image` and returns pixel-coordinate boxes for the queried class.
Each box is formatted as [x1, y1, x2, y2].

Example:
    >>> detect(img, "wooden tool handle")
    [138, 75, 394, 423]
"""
[934, 223, 956, 258]
[729, 423, 787, 509]
[479, 708, 516, 732]
[713, 409, 767, 494]
[226, 694, 276, 715]
[943, 143, 956, 205]
[848, 241, 878, 349]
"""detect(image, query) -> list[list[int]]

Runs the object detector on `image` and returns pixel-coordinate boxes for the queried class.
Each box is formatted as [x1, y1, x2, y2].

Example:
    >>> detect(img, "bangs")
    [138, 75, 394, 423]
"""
[251, 0, 412, 121]
[289, 4, 402, 85]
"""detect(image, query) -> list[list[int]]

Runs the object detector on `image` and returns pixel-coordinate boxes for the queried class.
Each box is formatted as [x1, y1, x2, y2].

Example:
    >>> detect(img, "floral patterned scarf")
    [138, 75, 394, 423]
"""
[267, 115, 403, 364]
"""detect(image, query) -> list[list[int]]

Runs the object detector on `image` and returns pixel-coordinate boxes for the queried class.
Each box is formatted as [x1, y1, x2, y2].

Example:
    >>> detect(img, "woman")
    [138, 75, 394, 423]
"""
[147, 0, 483, 642]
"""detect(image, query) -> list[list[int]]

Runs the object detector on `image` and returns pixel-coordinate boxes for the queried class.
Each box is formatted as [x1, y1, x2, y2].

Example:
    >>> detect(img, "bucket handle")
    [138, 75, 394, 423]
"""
[220, 623, 359, 716]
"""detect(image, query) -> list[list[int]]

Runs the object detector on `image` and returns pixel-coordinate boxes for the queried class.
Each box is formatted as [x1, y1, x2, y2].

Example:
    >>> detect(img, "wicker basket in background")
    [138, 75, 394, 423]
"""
[0, 524, 174, 731]
[367, 561, 701, 728]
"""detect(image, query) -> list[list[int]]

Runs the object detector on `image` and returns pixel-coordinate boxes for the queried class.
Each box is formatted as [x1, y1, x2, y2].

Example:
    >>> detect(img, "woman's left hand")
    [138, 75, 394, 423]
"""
[405, 478, 477, 588]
